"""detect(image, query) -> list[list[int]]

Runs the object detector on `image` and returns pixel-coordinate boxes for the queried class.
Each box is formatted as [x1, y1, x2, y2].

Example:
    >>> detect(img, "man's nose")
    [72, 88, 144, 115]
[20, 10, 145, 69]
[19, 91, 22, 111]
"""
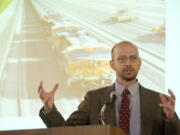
[124, 58, 132, 65]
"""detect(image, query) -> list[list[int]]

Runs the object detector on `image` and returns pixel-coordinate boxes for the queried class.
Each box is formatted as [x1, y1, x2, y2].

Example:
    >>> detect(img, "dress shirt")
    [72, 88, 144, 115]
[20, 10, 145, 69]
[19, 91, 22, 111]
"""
[115, 81, 141, 135]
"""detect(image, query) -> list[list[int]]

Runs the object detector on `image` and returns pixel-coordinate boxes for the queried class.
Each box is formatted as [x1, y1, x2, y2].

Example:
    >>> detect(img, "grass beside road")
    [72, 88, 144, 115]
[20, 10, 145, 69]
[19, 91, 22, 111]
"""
[0, 0, 13, 14]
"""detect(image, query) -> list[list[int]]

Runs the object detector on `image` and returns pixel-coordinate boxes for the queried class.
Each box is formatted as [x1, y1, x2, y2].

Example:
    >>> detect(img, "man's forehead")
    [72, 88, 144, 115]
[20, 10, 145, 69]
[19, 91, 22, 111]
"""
[115, 44, 138, 53]
[116, 43, 136, 49]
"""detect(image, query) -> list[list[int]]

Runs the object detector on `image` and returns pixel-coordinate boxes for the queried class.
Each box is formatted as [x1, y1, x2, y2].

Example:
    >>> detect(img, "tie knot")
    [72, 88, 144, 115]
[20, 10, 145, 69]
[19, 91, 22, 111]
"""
[123, 88, 129, 96]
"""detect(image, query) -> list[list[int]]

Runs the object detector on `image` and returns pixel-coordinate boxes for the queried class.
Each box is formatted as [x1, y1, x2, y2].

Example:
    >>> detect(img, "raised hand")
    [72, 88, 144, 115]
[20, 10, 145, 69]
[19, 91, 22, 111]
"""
[159, 89, 175, 120]
[38, 81, 59, 112]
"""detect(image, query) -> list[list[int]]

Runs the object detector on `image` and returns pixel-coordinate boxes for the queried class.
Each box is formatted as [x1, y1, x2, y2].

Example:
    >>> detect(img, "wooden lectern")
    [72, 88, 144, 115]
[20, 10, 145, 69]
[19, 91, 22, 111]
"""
[0, 125, 126, 135]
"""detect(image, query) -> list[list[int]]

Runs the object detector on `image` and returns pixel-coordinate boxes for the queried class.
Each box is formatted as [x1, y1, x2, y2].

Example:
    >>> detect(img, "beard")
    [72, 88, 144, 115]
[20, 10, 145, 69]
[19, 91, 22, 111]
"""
[118, 67, 138, 81]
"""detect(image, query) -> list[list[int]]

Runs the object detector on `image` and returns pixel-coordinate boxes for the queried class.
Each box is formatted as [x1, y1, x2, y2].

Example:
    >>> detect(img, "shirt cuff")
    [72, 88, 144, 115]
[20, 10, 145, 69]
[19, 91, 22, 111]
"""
[42, 107, 53, 115]
[165, 114, 177, 122]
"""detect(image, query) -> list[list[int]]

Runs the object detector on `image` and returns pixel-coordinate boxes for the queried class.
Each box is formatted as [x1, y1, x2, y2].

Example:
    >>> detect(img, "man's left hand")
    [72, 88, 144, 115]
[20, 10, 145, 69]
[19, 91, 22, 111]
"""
[159, 89, 175, 121]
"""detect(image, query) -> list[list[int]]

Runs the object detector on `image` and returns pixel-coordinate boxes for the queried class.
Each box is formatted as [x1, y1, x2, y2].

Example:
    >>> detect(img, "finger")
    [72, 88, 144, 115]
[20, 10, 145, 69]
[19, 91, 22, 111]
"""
[51, 84, 59, 94]
[165, 95, 171, 101]
[168, 89, 176, 101]
[159, 103, 170, 110]
[39, 87, 48, 99]
[159, 103, 168, 107]
[164, 94, 175, 106]
[43, 95, 50, 104]
[38, 81, 43, 93]
[43, 93, 53, 104]
[161, 92, 175, 106]
[39, 88, 45, 99]
[38, 84, 45, 96]
[159, 94, 168, 104]
[159, 103, 174, 114]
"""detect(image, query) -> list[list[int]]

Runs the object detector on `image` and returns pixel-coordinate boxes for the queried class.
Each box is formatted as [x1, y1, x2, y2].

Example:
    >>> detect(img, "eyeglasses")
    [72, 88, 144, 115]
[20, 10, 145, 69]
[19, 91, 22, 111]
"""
[114, 55, 139, 63]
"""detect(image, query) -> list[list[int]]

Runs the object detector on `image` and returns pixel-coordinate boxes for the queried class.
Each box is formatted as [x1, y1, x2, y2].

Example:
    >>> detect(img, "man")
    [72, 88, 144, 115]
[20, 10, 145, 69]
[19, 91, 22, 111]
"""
[38, 41, 180, 135]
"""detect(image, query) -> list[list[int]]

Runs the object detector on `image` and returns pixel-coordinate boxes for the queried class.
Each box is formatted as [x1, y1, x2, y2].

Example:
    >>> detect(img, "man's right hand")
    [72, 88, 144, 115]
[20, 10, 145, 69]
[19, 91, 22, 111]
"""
[38, 81, 59, 112]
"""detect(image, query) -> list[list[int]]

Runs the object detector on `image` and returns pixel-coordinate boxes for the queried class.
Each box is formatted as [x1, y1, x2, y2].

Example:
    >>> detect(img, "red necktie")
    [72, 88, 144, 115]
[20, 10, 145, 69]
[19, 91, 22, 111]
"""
[119, 88, 130, 134]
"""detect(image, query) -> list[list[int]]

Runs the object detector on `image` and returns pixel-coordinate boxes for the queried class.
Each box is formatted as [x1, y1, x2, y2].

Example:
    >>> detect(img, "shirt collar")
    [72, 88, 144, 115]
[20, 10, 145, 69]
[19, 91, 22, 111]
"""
[115, 81, 139, 96]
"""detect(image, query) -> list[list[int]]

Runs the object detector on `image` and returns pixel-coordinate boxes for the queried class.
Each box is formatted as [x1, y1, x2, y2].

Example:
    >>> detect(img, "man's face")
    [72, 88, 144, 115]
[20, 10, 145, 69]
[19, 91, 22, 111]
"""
[110, 44, 141, 81]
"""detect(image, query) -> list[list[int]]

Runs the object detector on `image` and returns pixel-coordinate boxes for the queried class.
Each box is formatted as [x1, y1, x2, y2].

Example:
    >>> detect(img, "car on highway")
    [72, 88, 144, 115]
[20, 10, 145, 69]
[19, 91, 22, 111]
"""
[152, 24, 165, 33]
[50, 20, 80, 51]
[62, 44, 114, 89]
[111, 8, 138, 22]
[33, 4, 63, 33]
[51, 21, 97, 55]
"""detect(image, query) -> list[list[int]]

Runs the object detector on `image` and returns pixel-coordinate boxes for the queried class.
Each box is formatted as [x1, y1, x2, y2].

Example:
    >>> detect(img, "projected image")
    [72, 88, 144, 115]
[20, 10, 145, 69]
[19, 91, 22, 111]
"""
[0, 0, 165, 129]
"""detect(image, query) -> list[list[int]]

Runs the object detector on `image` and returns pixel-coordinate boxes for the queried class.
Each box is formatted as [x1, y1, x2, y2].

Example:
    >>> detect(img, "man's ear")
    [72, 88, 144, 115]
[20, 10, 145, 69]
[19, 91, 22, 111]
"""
[110, 60, 115, 70]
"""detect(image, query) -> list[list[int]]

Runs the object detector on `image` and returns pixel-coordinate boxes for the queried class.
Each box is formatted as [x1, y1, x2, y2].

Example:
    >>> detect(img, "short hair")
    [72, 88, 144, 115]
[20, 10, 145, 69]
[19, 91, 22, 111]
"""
[111, 41, 139, 59]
